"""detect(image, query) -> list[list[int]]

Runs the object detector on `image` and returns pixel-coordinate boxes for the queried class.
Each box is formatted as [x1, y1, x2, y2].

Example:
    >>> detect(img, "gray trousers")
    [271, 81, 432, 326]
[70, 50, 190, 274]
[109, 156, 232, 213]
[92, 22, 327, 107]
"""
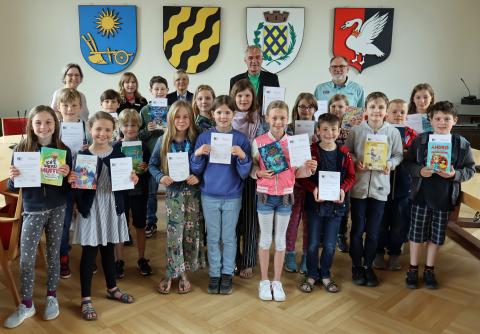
[20, 205, 65, 300]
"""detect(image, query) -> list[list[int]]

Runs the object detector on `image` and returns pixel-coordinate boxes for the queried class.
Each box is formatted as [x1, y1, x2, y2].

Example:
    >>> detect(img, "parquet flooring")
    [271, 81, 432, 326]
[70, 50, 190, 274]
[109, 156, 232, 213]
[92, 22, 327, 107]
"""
[0, 198, 479, 333]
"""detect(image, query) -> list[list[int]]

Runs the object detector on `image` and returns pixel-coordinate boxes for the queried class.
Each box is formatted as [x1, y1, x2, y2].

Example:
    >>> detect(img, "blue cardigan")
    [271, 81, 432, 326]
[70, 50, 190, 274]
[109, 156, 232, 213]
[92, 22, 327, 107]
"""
[74, 146, 127, 218]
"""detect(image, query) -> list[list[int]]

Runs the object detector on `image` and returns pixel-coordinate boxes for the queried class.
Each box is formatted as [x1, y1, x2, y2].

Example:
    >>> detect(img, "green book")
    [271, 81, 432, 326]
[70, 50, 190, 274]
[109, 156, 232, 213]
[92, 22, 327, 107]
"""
[121, 141, 144, 174]
[40, 147, 66, 186]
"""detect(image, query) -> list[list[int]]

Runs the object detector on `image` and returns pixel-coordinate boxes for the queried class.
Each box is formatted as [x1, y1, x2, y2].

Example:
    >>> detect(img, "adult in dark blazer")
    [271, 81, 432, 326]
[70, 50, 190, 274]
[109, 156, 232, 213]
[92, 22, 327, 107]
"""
[229, 45, 279, 111]
[167, 69, 194, 106]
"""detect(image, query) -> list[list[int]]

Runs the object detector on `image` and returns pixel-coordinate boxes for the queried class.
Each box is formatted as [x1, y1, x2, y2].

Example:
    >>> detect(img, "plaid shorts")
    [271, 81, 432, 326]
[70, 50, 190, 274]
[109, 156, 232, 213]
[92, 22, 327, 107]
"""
[409, 203, 450, 245]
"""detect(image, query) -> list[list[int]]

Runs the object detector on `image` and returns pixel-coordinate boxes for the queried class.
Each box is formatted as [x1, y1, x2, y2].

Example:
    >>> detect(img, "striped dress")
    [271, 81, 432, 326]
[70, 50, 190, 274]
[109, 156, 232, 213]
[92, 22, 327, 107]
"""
[73, 149, 129, 246]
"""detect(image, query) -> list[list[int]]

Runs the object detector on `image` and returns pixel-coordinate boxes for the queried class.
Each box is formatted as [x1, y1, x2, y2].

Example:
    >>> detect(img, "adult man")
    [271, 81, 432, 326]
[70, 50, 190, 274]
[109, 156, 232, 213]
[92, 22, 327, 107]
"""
[314, 56, 365, 108]
[230, 45, 279, 110]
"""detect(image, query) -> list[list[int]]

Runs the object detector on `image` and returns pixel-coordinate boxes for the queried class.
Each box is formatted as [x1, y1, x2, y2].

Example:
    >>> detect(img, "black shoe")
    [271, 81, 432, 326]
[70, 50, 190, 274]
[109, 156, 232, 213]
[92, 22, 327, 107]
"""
[124, 233, 133, 246]
[365, 267, 379, 287]
[145, 224, 157, 238]
[423, 270, 438, 289]
[219, 274, 233, 295]
[337, 235, 349, 253]
[137, 258, 152, 276]
[352, 266, 366, 286]
[208, 276, 221, 294]
[115, 260, 125, 279]
[406, 270, 419, 289]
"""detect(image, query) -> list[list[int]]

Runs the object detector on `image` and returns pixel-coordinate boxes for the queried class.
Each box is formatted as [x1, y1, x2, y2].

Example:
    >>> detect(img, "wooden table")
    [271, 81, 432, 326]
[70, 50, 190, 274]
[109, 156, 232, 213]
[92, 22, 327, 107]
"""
[447, 148, 480, 258]
[0, 135, 21, 180]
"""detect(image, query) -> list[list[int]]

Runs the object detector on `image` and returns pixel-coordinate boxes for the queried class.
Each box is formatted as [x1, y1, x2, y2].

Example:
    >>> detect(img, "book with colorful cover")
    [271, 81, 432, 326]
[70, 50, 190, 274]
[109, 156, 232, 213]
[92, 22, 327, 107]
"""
[121, 141, 145, 174]
[150, 98, 169, 129]
[339, 107, 364, 144]
[258, 141, 289, 175]
[363, 137, 388, 171]
[427, 134, 451, 172]
[40, 147, 66, 186]
[73, 154, 97, 189]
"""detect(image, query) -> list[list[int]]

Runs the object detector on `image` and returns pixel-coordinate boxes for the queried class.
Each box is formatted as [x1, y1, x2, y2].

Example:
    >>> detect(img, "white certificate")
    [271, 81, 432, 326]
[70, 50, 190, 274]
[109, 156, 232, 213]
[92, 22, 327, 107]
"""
[294, 120, 315, 142]
[287, 133, 312, 167]
[366, 134, 388, 143]
[61, 122, 84, 153]
[13, 152, 41, 188]
[318, 171, 341, 201]
[429, 134, 451, 143]
[314, 100, 329, 121]
[210, 132, 233, 164]
[405, 114, 423, 134]
[262, 86, 286, 114]
[110, 157, 134, 191]
[151, 97, 168, 108]
[167, 152, 190, 182]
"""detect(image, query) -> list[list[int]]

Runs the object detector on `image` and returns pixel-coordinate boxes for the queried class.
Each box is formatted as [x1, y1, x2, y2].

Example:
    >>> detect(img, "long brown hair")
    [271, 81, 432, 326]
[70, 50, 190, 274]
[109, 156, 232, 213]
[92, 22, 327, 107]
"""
[16, 105, 66, 152]
[192, 84, 216, 119]
[230, 79, 259, 123]
[408, 83, 435, 114]
[160, 100, 197, 174]
[118, 72, 145, 102]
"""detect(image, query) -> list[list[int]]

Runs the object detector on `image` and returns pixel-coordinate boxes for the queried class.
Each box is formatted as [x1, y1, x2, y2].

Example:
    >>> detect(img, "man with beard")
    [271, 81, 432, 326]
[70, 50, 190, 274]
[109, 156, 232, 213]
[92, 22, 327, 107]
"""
[314, 56, 364, 108]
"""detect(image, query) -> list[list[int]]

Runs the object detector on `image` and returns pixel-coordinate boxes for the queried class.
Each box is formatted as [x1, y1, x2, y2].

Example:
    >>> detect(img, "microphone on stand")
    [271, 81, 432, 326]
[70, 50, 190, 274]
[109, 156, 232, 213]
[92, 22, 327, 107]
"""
[460, 78, 478, 105]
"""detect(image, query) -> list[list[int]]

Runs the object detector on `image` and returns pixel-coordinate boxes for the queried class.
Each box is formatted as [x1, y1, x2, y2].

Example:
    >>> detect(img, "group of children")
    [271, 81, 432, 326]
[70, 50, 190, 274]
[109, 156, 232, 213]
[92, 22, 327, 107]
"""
[3, 63, 476, 328]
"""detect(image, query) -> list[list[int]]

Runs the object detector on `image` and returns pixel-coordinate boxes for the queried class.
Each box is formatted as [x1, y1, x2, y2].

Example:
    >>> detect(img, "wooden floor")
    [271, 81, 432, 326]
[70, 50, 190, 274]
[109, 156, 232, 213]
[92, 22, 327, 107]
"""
[1, 200, 480, 334]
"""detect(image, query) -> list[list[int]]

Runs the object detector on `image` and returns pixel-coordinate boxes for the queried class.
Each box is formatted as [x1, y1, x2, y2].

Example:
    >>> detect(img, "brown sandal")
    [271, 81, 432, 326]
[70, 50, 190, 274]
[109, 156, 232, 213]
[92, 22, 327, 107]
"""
[81, 300, 97, 321]
[157, 278, 172, 294]
[178, 278, 191, 294]
[321, 279, 340, 293]
[239, 267, 253, 279]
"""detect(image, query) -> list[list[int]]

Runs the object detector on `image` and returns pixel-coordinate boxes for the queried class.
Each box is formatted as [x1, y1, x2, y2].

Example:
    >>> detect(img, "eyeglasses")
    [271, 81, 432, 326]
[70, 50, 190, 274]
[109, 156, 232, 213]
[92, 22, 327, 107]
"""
[298, 105, 315, 111]
[330, 65, 348, 70]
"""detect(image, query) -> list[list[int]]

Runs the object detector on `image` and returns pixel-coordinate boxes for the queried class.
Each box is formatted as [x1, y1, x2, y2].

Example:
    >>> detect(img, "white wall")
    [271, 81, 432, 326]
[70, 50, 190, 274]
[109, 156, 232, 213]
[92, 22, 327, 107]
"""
[1, 0, 479, 117]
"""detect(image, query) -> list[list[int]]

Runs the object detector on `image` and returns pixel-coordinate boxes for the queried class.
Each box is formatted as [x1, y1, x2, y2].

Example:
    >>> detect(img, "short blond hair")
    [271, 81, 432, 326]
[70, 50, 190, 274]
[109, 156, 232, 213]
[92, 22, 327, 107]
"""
[118, 108, 142, 127]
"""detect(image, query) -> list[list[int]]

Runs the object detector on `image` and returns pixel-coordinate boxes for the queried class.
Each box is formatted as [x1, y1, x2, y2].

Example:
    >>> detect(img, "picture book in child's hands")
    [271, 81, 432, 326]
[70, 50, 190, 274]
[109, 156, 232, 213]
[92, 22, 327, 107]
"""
[363, 134, 388, 171]
[150, 98, 169, 129]
[40, 147, 66, 186]
[427, 134, 451, 172]
[72, 154, 97, 189]
[258, 141, 289, 174]
[121, 141, 145, 174]
[341, 107, 364, 130]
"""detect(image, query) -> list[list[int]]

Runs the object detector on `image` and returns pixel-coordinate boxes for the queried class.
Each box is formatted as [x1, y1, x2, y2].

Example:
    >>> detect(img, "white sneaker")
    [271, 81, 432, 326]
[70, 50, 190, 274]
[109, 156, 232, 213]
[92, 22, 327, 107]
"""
[43, 296, 59, 321]
[258, 280, 272, 301]
[271, 281, 286, 302]
[3, 304, 36, 328]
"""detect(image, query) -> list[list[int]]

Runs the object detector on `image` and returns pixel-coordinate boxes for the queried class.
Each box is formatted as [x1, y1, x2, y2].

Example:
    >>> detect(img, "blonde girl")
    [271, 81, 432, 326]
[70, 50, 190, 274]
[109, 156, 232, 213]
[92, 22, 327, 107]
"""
[118, 72, 147, 113]
[149, 100, 200, 294]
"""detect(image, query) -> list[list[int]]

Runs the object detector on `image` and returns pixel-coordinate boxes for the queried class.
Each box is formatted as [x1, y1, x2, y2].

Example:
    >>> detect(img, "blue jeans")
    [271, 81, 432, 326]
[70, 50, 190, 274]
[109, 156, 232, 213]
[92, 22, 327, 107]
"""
[201, 195, 242, 277]
[146, 177, 159, 226]
[306, 210, 341, 280]
[349, 198, 386, 268]
[377, 196, 411, 256]
[60, 192, 74, 257]
[257, 195, 292, 215]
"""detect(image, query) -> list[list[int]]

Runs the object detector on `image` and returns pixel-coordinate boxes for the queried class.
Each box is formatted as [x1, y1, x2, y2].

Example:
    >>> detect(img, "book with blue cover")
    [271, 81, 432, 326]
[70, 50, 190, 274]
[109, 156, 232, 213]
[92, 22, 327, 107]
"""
[427, 134, 451, 172]
[258, 141, 289, 175]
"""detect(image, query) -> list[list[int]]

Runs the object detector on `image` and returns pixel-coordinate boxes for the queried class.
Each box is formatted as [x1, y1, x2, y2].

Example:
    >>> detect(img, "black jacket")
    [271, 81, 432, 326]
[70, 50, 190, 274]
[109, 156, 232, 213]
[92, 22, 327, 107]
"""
[167, 91, 193, 106]
[229, 70, 279, 111]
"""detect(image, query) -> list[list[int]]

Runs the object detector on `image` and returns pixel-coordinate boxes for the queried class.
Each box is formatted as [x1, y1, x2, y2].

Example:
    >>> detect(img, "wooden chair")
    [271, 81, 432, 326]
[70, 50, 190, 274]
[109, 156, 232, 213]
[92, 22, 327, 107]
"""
[1, 117, 27, 136]
[0, 178, 22, 306]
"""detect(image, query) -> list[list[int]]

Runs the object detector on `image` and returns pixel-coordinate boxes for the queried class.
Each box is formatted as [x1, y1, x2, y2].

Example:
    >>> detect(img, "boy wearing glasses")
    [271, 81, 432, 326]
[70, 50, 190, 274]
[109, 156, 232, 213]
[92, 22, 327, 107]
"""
[314, 56, 364, 108]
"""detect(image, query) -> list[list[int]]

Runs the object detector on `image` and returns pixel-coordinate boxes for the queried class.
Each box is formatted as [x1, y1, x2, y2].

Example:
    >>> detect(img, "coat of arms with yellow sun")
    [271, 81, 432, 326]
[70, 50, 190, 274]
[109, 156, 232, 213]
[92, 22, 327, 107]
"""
[96, 8, 121, 37]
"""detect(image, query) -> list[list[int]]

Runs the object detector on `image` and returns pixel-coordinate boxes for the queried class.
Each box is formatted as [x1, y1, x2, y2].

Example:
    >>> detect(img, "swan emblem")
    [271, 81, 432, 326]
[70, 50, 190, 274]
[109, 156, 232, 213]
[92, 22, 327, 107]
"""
[341, 12, 388, 65]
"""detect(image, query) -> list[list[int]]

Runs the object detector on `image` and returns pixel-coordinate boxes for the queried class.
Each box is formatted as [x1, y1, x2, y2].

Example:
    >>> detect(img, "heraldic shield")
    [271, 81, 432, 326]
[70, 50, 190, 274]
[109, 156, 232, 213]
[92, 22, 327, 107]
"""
[247, 7, 304, 74]
[163, 6, 221, 74]
[333, 8, 394, 73]
[79, 5, 137, 74]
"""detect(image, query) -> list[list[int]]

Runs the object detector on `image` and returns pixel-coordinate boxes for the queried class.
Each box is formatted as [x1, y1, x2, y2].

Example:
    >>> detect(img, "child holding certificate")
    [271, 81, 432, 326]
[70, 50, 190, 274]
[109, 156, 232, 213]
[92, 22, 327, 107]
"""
[284, 93, 318, 273]
[113, 109, 152, 278]
[251, 101, 317, 301]
[345, 92, 403, 287]
[193, 84, 216, 133]
[139, 75, 169, 238]
[68, 112, 138, 321]
[57, 88, 91, 279]
[149, 100, 200, 294]
[230, 79, 266, 279]
[5, 106, 72, 328]
[297, 113, 356, 294]
[191, 95, 252, 295]
[404, 101, 475, 289]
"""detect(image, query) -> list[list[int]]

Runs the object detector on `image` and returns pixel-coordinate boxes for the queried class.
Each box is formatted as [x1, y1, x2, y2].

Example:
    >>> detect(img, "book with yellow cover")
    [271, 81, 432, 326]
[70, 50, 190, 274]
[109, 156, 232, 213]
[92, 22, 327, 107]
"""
[364, 138, 388, 171]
